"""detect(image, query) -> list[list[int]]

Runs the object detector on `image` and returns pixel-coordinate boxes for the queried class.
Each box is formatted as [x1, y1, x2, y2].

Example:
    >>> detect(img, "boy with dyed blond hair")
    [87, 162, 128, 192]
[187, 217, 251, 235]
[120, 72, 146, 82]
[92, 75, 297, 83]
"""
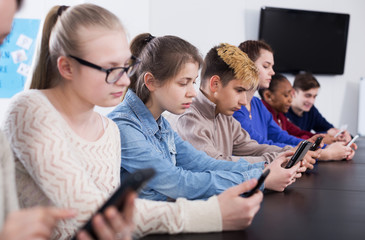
[176, 43, 303, 191]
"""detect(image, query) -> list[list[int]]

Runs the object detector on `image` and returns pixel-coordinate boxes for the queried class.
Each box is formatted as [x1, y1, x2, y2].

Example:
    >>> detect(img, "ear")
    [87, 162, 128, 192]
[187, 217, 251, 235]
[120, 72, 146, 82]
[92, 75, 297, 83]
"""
[143, 72, 157, 91]
[292, 88, 299, 97]
[57, 56, 73, 80]
[209, 75, 221, 93]
[263, 90, 272, 102]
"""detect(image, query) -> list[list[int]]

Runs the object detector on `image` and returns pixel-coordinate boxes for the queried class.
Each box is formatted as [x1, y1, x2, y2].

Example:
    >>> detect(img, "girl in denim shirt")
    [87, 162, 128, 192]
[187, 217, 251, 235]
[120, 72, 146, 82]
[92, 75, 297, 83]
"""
[108, 34, 299, 202]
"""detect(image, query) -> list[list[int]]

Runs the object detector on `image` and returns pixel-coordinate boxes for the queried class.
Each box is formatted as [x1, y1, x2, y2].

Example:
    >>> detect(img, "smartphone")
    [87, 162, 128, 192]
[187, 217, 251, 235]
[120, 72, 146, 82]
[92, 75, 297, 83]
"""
[346, 134, 359, 147]
[285, 140, 312, 169]
[243, 169, 270, 197]
[334, 124, 348, 138]
[310, 136, 323, 151]
[334, 129, 345, 138]
[71, 168, 156, 240]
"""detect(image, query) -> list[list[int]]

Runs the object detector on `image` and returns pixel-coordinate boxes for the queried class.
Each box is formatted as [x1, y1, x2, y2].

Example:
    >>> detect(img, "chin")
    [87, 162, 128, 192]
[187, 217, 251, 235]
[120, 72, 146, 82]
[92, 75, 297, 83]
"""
[259, 83, 270, 89]
[99, 99, 122, 108]
[172, 109, 187, 116]
[222, 111, 234, 116]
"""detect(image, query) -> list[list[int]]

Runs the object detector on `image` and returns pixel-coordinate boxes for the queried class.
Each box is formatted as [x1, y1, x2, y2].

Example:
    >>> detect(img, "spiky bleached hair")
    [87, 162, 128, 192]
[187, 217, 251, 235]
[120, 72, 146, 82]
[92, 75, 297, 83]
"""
[216, 43, 259, 90]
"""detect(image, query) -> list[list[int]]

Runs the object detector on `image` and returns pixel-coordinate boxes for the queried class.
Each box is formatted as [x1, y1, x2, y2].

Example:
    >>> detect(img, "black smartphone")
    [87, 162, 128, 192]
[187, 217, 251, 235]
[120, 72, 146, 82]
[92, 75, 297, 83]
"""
[71, 168, 156, 240]
[310, 136, 323, 151]
[285, 140, 312, 169]
[243, 169, 270, 197]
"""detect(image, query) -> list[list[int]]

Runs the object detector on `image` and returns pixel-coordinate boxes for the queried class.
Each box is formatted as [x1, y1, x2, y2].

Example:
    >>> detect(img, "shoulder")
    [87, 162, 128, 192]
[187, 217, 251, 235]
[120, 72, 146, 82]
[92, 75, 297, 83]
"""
[4, 90, 55, 127]
[108, 102, 140, 129]
[108, 102, 133, 120]
[254, 97, 267, 110]
[286, 107, 297, 118]
[252, 97, 271, 115]
[7, 90, 46, 110]
[251, 96, 263, 106]
[177, 104, 209, 127]
[309, 105, 320, 115]
[105, 118, 121, 135]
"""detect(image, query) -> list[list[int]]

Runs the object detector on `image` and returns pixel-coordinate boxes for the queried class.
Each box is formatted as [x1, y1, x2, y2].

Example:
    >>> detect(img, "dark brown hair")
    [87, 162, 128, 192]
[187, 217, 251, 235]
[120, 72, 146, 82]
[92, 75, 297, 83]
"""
[238, 40, 273, 62]
[201, 45, 235, 87]
[129, 33, 203, 103]
[293, 72, 320, 91]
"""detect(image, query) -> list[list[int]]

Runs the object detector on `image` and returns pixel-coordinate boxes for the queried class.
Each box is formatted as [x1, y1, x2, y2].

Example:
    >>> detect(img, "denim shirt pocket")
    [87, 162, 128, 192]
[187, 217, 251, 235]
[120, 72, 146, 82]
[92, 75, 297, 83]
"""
[168, 143, 177, 166]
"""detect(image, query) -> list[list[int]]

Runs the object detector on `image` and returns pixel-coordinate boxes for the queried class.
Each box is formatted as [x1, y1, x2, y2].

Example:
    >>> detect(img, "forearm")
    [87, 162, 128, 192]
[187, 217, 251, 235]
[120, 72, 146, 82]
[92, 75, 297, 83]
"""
[133, 196, 222, 237]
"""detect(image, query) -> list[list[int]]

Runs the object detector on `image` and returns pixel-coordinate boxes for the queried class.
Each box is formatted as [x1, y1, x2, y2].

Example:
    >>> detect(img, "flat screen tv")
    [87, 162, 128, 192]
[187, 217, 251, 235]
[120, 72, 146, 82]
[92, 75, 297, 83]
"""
[258, 6, 350, 75]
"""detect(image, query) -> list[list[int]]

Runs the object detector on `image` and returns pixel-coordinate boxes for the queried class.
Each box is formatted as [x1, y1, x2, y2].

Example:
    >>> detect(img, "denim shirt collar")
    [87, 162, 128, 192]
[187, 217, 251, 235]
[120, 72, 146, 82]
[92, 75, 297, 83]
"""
[124, 89, 167, 137]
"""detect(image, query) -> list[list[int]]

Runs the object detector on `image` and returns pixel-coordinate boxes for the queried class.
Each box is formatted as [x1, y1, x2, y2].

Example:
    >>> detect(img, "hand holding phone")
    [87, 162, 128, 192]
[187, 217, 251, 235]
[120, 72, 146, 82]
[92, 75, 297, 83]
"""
[346, 134, 359, 147]
[243, 169, 270, 197]
[334, 124, 348, 138]
[310, 136, 323, 151]
[72, 168, 156, 240]
[285, 141, 312, 169]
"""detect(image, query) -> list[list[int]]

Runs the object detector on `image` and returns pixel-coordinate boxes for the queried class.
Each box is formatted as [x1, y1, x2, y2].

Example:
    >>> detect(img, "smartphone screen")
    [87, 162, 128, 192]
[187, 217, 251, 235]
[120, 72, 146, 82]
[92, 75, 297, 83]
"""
[285, 141, 312, 169]
[310, 136, 323, 151]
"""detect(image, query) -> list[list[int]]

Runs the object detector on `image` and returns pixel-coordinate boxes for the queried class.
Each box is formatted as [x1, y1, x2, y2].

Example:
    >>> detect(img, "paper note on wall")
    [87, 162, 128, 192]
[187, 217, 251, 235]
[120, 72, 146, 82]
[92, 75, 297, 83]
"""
[0, 18, 40, 98]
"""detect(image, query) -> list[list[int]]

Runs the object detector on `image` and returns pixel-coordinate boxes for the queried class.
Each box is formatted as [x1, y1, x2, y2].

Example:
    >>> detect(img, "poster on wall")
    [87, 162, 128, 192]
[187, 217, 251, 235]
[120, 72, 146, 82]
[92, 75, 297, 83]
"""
[0, 18, 40, 98]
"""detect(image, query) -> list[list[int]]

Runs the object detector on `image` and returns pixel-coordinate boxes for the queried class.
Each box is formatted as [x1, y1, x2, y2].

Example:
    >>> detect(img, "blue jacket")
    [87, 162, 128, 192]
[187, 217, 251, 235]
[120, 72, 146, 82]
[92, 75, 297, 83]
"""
[233, 97, 302, 147]
[108, 90, 264, 201]
[286, 105, 334, 133]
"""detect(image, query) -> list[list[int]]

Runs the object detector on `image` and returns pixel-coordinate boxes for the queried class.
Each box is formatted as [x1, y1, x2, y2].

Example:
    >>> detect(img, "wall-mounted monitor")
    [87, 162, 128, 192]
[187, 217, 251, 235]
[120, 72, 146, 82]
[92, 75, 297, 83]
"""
[259, 6, 350, 75]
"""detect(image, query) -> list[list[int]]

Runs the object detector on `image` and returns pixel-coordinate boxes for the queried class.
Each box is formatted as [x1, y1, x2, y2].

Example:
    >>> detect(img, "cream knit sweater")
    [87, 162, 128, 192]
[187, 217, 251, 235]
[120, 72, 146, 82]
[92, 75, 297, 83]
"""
[0, 130, 19, 231]
[3, 90, 221, 239]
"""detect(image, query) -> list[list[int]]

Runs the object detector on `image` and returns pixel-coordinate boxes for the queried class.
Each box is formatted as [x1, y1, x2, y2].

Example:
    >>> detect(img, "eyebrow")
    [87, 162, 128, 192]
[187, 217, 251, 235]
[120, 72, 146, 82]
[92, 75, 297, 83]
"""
[182, 75, 199, 80]
[236, 86, 248, 91]
[104, 56, 132, 67]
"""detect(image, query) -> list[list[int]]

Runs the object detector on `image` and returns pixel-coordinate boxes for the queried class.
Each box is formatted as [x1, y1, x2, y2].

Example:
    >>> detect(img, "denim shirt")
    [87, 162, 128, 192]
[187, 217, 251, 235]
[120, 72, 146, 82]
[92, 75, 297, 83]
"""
[108, 90, 265, 201]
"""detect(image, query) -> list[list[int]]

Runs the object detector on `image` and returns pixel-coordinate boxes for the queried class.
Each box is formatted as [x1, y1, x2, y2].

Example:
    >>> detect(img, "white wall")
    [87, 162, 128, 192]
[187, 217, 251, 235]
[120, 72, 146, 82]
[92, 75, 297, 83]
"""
[1, 0, 364, 135]
[243, 0, 365, 135]
[148, 0, 365, 135]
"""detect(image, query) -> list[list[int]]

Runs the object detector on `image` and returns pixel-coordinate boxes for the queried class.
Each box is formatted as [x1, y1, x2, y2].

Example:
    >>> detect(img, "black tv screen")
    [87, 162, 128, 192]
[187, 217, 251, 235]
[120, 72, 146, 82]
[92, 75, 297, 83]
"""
[259, 7, 350, 75]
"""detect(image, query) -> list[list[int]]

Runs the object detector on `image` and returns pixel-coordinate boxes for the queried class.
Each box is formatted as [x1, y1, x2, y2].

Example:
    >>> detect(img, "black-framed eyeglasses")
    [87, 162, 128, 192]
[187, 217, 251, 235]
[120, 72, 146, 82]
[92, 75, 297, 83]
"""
[69, 55, 140, 84]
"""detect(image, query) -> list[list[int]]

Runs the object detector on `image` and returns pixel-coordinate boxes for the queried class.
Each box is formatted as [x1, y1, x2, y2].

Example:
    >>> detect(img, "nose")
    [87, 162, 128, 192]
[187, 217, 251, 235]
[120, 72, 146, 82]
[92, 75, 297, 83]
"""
[308, 97, 315, 105]
[186, 83, 197, 98]
[115, 72, 131, 87]
[238, 92, 248, 106]
[270, 67, 275, 76]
